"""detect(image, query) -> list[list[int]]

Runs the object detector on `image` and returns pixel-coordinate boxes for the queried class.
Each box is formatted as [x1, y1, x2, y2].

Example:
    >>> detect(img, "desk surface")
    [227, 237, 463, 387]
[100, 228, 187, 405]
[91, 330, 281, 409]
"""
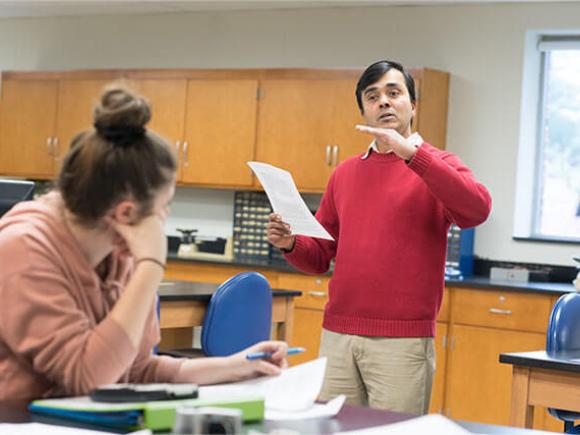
[158, 280, 301, 301]
[0, 400, 555, 434]
[500, 350, 580, 373]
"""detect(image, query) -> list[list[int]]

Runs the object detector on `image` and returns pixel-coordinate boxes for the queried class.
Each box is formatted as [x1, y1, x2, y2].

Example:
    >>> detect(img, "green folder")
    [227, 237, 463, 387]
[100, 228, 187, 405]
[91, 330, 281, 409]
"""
[29, 395, 265, 431]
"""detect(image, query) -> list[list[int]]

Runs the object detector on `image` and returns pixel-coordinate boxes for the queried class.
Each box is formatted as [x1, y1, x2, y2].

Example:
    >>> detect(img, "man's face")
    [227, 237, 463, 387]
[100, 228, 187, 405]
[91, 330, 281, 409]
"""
[360, 69, 416, 138]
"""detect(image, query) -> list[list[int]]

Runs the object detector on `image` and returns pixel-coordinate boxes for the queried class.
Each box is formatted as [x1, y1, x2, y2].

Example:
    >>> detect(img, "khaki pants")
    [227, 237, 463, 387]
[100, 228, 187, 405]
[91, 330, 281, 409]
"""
[318, 329, 435, 414]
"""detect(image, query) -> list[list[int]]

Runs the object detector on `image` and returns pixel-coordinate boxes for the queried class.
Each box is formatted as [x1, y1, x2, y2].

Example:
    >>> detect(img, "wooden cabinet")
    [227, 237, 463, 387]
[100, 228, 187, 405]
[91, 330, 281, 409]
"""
[55, 79, 112, 170]
[0, 80, 58, 178]
[181, 80, 257, 187]
[0, 68, 448, 190]
[0, 78, 111, 178]
[430, 289, 450, 413]
[409, 69, 450, 150]
[127, 79, 188, 181]
[444, 287, 559, 431]
[255, 78, 368, 191]
[165, 259, 564, 431]
[430, 321, 449, 414]
[278, 273, 329, 366]
[254, 69, 449, 191]
[165, 260, 278, 288]
[445, 324, 545, 425]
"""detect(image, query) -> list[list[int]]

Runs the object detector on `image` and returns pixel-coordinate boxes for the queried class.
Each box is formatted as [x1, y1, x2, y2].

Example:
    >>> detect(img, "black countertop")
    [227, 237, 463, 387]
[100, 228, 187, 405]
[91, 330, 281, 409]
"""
[158, 280, 301, 301]
[499, 350, 580, 373]
[445, 276, 575, 295]
[168, 252, 576, 296]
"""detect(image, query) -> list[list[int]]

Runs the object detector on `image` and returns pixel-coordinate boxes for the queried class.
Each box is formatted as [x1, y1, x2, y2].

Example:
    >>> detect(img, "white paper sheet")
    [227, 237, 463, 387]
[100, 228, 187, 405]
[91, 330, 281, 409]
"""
[199, 357, 332, 420]
[265, 394, 345, 421]
[247, 162, 334, 240]
[336, 414, 472, 434]
[0, 423, 151, 434]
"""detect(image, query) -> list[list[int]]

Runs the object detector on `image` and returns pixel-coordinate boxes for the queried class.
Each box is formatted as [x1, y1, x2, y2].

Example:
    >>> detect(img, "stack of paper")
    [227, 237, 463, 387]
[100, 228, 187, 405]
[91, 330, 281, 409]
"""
[200, 357, 345, 420]
[27, 358, 341, 430]
[336, 414, 472, 434]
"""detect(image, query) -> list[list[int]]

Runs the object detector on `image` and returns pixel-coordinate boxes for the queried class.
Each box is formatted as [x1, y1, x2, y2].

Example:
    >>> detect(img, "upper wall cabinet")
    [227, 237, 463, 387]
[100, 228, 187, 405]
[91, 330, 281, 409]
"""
[130, 78, 258, 187]
[255, 78, 369, 191]
[181, 80, 257, 187]
[254, 69, 449, 192]
[409, 68, 450, 150]
[0, 80, 59, 178]
[0, 77, 112, 179]
[127, 79, 188, 182]
[0, 68, 448, 191]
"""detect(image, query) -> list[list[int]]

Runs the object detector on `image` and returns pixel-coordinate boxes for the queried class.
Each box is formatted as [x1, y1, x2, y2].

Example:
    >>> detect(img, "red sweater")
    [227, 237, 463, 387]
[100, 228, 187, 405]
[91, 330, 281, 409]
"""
[285, 143, 491, 337]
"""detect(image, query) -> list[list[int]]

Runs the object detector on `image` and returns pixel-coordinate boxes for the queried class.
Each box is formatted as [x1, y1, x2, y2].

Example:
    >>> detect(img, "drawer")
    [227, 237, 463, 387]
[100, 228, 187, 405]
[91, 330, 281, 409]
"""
[278, 273, 329, 310]
[165, 261, 279, 287]
[451, 287, 552, 333]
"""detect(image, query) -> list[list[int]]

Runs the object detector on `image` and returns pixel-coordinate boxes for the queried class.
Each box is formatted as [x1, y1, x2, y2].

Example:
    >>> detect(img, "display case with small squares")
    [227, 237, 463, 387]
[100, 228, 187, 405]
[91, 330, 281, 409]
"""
[232, 191, 273, 263]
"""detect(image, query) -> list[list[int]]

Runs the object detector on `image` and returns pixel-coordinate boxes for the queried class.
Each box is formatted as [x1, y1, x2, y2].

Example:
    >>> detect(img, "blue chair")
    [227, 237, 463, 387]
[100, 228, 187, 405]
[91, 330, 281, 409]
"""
[201, 271, 272, 356]
[546, 293, 580, 433]
[160, 272, 272, 358]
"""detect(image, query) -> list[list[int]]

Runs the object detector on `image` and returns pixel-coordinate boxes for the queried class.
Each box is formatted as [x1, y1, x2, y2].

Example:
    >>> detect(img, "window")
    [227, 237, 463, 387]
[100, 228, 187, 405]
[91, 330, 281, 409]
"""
[514, 33, 580, 243]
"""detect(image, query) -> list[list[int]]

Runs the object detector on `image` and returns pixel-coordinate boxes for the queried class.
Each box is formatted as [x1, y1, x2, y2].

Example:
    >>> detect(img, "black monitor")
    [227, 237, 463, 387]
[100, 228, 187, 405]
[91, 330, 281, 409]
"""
[0, 179, 35, 218]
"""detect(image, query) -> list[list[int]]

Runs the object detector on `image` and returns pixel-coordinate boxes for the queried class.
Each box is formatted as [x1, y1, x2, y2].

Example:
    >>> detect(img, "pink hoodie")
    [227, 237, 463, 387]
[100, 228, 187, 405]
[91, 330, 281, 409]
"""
[0, 192, 184, 400]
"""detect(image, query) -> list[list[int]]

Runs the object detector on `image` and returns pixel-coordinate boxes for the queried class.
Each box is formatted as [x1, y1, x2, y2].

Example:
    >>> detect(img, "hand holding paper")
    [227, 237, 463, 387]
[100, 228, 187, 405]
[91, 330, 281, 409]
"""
[247, 162, 334, 241]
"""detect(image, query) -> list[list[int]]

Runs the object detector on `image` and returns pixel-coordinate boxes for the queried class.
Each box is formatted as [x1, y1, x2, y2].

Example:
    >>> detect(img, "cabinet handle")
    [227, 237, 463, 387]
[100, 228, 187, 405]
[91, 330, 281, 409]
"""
[308, 291, 326, 298]
[175, 141, 181, 161]
[53, 137, 59, 159]
[183, 141, 189, 167]
[332, 144, 339, 166]
[325, 145, 331, 166]
[489, 308, 512, 315]
[47, 137, 54, 156]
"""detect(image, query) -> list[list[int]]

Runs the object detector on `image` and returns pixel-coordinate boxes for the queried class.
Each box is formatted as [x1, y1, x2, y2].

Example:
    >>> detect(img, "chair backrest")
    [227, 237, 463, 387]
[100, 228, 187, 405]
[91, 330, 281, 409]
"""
[201, 272, 272, 357]
[546, 292, 580, 354]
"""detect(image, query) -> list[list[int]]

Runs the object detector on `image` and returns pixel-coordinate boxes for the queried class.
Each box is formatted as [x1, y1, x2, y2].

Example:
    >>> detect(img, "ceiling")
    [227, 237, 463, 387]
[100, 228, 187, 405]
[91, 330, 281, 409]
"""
[0, 0, 574, 19]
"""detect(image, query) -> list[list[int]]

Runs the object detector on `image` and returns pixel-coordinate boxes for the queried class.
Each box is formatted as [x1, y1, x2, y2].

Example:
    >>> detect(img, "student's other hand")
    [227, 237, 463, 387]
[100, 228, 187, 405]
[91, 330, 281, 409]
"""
[229, 341, 289, 381]
[356, 125, 418, 161]
[267, 213, 296, 251]
[109, 214, 167, 264]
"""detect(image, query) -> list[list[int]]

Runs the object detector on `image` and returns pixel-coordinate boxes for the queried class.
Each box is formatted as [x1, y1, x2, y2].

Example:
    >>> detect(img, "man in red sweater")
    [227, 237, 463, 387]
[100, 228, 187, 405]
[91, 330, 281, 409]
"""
[267, 60, 491, 414]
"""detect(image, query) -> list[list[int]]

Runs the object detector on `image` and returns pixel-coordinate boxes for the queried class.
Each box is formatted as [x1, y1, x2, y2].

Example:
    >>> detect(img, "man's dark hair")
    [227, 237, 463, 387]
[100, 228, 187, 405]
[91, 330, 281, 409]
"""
[355, 60, 416, 113]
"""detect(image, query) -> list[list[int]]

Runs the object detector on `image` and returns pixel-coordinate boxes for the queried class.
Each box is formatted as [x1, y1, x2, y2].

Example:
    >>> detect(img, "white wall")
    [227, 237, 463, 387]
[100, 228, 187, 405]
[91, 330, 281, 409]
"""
[1, 2, 579, 266]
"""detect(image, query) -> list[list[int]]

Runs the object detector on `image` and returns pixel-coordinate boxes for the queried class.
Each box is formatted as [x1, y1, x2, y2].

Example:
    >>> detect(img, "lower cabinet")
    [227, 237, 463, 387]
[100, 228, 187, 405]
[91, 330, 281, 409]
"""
[292, 308, 325, 366]
[166, 260, 564, 431]
[278, 272, 329, 366]
[164, 260, 278, 287]
[445, 324, 544, 424]
[430, 322, 448, 414]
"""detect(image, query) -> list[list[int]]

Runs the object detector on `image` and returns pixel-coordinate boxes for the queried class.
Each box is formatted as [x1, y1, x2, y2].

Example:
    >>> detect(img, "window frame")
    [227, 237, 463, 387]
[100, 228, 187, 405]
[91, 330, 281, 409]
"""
[513, 30, 580, 244]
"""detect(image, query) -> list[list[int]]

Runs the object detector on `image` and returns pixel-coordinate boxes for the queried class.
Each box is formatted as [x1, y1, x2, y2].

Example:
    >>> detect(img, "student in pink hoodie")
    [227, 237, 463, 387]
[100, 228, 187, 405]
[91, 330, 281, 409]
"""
[0, 85, 287, 401]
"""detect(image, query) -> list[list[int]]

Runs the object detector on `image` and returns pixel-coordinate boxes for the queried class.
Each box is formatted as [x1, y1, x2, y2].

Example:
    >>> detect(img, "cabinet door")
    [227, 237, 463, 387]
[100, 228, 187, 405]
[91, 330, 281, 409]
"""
[182, 80, 257, 187]
[410, 70, 450, 150]
[255, 80, 335, 191]
[56, 80, 111, 169]
[445, 324, 545, 426]
[0, 80, 58, 178]
[165, 261, 278, 288]
[430, 321, 448, 414]
[128, 79, 187, 181]
[330, 79, 371, 165]
[292, 307, 324, 366]
[279, 273, 329, 365]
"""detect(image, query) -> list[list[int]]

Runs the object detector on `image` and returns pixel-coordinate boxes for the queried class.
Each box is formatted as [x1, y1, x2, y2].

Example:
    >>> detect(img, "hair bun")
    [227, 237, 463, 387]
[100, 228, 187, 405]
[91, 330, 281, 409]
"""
[93, 85, 151, 146]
